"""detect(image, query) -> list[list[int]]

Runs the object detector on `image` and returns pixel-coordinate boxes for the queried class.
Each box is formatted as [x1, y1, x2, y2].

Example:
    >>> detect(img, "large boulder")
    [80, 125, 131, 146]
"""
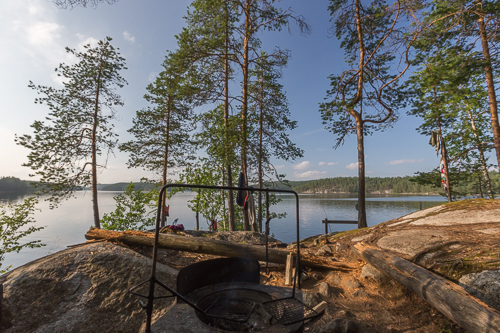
[459, 269, 500, 311]
[0, 242, 178, 333]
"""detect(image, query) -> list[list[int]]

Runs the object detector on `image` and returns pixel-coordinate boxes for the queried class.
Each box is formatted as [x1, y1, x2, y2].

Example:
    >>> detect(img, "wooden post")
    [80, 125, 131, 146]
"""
[285, 253, 294, 286]
[322, 219, 358, 234]
[354, 242, 500, 333]
[0, 283, 3, 325]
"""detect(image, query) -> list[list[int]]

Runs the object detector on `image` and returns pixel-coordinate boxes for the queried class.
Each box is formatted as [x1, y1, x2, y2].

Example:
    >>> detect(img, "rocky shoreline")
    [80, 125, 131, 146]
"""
[1, 199, 499, 332]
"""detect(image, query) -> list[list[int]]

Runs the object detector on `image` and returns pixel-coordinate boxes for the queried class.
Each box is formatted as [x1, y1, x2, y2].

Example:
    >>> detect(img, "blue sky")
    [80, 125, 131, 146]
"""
[0, 0, 442, 183]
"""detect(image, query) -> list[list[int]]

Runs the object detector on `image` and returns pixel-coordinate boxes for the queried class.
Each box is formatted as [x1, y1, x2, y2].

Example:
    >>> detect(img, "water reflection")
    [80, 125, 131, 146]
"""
[268, 194, 445, 244]
[0, 192, 25, 202]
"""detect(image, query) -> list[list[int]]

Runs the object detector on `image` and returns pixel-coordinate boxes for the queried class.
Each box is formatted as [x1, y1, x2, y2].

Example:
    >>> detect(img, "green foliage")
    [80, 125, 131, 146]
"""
[410, 167, 497, 200]
[120, 50, 195, 182]
[0, 197, 44, 273]
[320, 0, 410, 147]
[101, 182, 159, 231]
[248, 53, 303, 179]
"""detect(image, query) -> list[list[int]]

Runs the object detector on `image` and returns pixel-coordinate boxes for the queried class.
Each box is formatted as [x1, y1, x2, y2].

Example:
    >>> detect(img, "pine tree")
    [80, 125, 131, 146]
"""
[320, 0, 412, 227]
[17, 37, 127, 228]
[248, 54, 303, 231]
[120, 50, 195, 226]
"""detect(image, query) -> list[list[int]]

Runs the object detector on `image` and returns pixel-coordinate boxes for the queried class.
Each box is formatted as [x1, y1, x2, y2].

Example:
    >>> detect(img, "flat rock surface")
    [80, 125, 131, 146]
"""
[402, 205, 446, 219]
[410, 208, 500, 226]
[0, 242, 178, 333]
[376, 229, 449, 256]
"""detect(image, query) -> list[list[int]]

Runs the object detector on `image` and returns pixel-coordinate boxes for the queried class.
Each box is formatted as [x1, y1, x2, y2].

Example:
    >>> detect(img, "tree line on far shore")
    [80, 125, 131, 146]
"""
[5, 173, 499, 197]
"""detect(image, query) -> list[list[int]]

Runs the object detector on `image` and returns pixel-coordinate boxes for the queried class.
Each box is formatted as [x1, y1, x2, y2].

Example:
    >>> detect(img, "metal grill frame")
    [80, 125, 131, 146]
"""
[262, 297, 319, 326]
[130, 184, 304, 333]
[204, 297, 256, 322]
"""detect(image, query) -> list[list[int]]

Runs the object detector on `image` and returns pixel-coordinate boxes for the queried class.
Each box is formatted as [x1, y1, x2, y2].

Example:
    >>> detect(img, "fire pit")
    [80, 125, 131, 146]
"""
[131, 184, 319, 333]
[151, 282, 304, 332]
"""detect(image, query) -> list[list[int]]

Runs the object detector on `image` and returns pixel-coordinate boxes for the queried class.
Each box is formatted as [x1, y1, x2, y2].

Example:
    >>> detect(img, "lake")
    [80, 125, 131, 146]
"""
[1, 191, 446, 272]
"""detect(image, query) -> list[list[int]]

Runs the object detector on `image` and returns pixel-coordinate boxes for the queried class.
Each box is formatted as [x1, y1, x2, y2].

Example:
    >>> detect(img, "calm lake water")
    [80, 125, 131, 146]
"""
[1, 191, 446, 273]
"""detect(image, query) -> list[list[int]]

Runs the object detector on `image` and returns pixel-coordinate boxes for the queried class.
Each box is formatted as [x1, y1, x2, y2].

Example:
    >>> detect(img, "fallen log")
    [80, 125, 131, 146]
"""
[353, 242, 500, 333]
[85, 229, 354, 270]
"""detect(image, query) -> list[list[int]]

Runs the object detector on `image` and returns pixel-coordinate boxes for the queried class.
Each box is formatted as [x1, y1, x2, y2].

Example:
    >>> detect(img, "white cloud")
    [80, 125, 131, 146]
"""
[297, 128, 324, 137]
[293, 161, 311, 170]
[275, 165, 285, 169]
[123, 31, 135, 43]
[318, 161, 325, 166]
[385, 159, 424, 165]
[148, 71, 158, 82]
[346, 162, 358, 170]
[327, 162, 338, 166]
[76, 36, 99, 51]
[4, 1, 67, 67]
[26, 21, 63, 47]
[294, 171, 327, 179]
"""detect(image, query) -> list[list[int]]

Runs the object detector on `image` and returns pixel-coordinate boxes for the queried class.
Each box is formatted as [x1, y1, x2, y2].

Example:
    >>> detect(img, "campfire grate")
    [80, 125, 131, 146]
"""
[205, 297, 256, 322]
[262, 297, 319, 326]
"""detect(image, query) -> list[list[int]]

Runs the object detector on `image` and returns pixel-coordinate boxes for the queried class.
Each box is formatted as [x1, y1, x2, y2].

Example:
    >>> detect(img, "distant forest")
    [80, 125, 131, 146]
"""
[283, 176, 440, 194]
[0, 177, 32, 194]
[99, 182, 157, 191]
[4, 174, 498, 196]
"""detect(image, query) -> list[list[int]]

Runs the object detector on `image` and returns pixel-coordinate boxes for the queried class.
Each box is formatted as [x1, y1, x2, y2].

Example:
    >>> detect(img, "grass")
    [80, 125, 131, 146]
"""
[442, 198, 499, 211]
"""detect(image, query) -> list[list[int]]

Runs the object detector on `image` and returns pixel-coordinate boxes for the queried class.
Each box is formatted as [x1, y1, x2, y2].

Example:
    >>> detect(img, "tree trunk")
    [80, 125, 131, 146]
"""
[224, 3, 236, 231]
[240, 0, 252, 231]
[84, 228, 355, 271]
[196, 210, 199, 231]
[161, 98, 171, 227]
[91, 64, 103, 229]
[477, 0, 500, 170]
[356, 119, 367, 228]
[221, 187, 226, 230]
[468, 110, 494, 198]
[437, 114, 452, 202]
[353, 242, 500, 333]
[258, 70, 264, 233]
[477, 173, 484, 198]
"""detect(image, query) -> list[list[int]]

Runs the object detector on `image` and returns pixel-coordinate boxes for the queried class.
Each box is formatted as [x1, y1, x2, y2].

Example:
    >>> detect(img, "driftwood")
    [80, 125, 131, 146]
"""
[353, 242, 500, 333]
[84, 229, 354, 270]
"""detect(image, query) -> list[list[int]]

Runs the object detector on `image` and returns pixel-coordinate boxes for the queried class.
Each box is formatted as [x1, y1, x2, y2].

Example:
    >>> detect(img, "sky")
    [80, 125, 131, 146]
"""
[0, 0, 445, 184]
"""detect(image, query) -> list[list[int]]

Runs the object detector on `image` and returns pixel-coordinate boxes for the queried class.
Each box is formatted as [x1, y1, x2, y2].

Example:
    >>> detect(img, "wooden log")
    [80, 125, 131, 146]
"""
[353, 242, 500, 333]
[284, 253, 294, 286]
[84, 229, 355, 270]
[312, 301, 328, 314]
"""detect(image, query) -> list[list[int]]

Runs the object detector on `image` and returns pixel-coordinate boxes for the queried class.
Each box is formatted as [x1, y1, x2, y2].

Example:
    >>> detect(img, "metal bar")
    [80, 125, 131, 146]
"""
[265, 191, 270, 274]
[144, 184, 167, 333]
[293, 191, 300, 295]
[322, 220, 358, 224]
[141, 183, 301, 332]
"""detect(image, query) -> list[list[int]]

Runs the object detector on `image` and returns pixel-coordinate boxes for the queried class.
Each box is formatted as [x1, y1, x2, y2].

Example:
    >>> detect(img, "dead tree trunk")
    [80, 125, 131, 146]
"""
[85, 228, 354, 271]
[353, 242, 500, 333]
